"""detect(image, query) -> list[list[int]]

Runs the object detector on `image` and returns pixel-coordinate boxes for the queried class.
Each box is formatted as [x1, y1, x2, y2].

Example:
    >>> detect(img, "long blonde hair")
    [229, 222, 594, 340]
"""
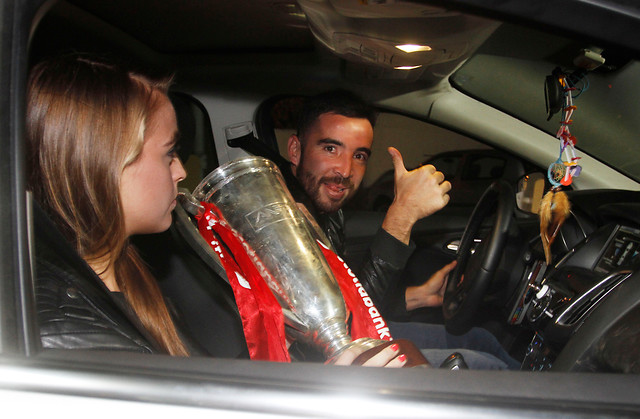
[27, 55, 188, 356]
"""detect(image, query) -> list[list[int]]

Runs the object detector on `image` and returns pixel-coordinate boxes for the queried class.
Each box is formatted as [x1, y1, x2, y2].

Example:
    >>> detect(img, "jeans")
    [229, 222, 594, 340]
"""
[388, 321, 521, 370]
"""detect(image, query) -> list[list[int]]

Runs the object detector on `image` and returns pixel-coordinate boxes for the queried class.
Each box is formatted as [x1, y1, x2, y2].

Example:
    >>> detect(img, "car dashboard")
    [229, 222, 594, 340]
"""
[507, 193, 640, 372]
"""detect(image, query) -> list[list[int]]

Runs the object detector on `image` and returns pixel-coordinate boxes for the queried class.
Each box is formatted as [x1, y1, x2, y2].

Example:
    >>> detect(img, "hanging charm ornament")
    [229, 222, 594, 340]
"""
[540, 71, 584, 265]
[540, 187, 571, 265]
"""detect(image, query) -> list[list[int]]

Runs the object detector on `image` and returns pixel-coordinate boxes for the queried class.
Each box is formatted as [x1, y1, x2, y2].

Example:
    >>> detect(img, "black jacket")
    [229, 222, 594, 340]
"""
[33, 200, 213, 355]
[33, 202, 161, 353]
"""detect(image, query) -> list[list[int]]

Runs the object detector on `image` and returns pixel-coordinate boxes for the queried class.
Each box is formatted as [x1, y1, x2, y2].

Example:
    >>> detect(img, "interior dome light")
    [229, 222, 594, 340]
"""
[396, 44, 432, 53]
[394, 65, 422, 70]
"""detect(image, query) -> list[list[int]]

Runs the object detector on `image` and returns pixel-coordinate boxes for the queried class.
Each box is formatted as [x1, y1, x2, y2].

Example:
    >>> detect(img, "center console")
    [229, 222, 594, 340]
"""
[511, 224, 639, 370]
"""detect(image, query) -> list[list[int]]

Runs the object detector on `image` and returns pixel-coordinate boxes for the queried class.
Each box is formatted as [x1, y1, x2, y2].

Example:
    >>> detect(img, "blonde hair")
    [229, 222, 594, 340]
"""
[27, 55, 188, 356]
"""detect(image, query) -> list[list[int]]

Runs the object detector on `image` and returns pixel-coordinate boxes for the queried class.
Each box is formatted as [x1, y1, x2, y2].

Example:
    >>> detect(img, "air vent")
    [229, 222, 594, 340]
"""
[556, 270, 632, 326]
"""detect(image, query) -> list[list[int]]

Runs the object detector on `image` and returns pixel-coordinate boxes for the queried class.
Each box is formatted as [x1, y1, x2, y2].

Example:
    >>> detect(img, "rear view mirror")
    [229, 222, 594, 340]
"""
[516, 172, 546, 214]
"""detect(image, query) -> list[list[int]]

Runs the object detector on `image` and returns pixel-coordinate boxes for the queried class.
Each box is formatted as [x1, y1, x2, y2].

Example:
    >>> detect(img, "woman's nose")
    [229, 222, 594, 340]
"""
[173, 157, 187, 183]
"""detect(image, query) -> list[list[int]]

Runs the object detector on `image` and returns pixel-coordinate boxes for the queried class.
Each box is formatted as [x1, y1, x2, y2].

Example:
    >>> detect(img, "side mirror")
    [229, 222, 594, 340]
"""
[516, 172, 546, 214]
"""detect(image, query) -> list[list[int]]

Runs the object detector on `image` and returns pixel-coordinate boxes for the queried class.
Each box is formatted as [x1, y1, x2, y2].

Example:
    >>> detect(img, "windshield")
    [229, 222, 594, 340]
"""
[451, 25, 640, 183]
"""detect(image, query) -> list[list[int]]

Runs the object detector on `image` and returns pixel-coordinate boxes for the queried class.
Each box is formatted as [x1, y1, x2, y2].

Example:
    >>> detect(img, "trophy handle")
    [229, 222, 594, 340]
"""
[177, 189, 204, 217]
[296, 203, 335, 252]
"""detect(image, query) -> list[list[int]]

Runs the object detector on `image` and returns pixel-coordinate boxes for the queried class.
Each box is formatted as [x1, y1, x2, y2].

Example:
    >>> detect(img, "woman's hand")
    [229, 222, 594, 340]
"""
[330, 343, 407, 367]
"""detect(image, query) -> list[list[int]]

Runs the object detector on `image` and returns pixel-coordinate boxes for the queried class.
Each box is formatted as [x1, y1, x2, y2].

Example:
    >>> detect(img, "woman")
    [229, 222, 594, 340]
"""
[27, 54, 404, 366]
[27, 55, 190, 356]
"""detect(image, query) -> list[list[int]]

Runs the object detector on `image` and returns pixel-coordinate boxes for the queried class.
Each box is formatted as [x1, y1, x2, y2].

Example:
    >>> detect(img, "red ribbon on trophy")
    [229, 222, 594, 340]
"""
[196, 201, 392, 362]
[316, 240, 392, 342]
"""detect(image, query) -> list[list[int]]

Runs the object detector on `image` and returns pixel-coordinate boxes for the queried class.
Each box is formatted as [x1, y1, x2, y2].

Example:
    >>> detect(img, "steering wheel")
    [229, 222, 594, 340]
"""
[443, 180, 515, 335]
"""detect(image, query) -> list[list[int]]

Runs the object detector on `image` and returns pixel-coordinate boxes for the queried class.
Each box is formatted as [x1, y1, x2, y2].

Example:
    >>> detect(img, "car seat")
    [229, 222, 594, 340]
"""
[133, 92, 248, 359]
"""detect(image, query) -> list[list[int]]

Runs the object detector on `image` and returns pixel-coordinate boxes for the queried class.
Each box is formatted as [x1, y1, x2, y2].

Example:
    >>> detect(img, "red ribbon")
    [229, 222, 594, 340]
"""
[196, 202, 290, 362]
[317, 240, 392, 342]
[195, 202, 391, 362]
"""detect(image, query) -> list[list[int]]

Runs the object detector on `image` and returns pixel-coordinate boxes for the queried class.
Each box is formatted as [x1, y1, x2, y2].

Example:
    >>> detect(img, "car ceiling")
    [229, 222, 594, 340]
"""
[31, 0, 317, 81]
[64, 0, 315, 53]
[39, 0, 640, 55]
[31, 0, 640, 89]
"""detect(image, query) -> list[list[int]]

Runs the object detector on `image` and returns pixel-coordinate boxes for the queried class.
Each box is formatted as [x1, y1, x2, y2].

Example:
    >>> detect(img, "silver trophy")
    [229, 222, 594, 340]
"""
[189, 156, 380, 360]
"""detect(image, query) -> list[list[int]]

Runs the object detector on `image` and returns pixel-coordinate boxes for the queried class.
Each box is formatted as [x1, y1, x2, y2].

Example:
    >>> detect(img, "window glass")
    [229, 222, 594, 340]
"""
[461, 156, 506, 180]
[270, 109, 490, 188]
[426, 156, 460, 180]
[451, 25, 640, 182]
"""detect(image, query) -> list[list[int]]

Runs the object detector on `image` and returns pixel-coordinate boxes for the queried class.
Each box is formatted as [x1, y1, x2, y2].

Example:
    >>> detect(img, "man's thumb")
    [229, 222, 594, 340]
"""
[388, 146, 407, 176]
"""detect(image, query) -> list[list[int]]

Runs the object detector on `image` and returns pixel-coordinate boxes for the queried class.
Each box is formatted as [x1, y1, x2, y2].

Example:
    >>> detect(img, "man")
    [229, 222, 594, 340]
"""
[284, 90, 519, 369]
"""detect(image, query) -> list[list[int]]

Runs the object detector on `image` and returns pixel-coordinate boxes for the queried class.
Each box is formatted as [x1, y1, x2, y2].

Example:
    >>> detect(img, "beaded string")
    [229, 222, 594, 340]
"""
[540, 70, 588, 265]
[547, 73, 584, 188]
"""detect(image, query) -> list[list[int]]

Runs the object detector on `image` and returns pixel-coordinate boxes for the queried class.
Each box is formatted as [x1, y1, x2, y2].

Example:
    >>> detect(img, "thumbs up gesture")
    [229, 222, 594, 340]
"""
[382, 147, 451, 244]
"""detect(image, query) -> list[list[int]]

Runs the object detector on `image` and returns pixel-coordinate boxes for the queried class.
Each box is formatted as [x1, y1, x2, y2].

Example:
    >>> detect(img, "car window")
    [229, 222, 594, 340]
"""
[461, 156, 506, 180]
[6, 0, 640, 413]
[169, 92, 219, 192]
[451, 24, 640, 183]
[263, 97, 491, 189]
[426, 156, 460, 180]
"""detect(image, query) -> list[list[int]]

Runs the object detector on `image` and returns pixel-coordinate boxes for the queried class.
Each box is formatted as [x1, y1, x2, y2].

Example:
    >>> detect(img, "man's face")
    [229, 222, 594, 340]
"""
[288, 112, 373, 213]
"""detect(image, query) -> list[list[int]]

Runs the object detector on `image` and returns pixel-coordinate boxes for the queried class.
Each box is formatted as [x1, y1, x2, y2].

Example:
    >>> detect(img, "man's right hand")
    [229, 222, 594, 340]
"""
[405, 260, 457, 311]
[382, 146, 451, 244]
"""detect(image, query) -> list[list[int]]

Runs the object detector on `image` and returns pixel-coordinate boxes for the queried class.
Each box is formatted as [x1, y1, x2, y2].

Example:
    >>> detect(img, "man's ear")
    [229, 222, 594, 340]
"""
[288, 134, 301, 167]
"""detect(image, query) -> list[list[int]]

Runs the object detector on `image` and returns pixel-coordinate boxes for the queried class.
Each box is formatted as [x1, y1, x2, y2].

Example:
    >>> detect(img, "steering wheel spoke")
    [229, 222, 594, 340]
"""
[447, 285, 467, 311]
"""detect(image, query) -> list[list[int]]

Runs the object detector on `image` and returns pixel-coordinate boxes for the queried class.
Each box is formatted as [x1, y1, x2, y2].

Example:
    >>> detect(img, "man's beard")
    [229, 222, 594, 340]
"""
[297, 158, 354, 214]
